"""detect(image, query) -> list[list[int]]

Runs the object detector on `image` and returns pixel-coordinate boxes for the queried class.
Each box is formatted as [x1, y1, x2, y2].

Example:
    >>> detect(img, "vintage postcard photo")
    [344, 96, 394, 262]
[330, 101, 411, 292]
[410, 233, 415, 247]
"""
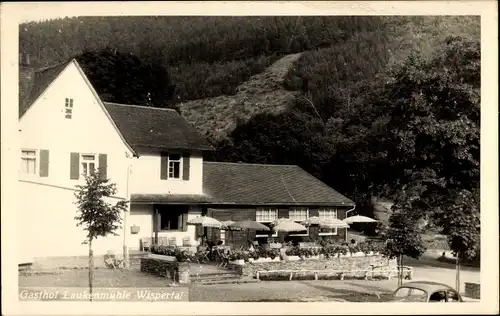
[1, 1, 498, 315]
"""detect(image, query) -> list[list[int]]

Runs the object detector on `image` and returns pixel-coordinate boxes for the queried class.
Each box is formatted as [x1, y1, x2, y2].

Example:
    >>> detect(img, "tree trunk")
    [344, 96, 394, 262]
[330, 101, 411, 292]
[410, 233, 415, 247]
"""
[397, 254, 403, 287]
[455, 253, 461, 293]
[88, 240, 94, 302]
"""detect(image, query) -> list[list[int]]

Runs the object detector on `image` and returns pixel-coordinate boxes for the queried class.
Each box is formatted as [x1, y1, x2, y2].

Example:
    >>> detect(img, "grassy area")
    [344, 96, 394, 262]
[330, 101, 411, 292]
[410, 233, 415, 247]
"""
[19, 268, 172, 288]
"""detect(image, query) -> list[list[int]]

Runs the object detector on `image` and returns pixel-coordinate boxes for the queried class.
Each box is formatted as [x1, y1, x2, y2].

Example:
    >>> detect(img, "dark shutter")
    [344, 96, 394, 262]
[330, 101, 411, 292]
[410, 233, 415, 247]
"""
[98, 154, 107, 180]
[39, 149, 49, 177]
[70, 152, 80, 180]
[182, 213, 188, 232]
[160, 152, 168, 180]
[155, 210, 162, 232]
[182, 152, 190, 180]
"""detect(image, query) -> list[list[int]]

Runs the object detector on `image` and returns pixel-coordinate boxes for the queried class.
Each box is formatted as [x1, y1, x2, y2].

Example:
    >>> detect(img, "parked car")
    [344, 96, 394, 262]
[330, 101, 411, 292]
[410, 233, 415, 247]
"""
[390, 281, 464, 302]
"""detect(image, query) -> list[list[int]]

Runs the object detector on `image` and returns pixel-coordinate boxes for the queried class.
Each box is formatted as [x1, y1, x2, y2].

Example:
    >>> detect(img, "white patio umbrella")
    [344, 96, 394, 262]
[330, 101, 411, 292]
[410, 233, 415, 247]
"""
[187, 216, 222, 228]
[231, 220, 271, 246]
[319, 218, 350, 229]
[301, 216, 350, 228]
[272, 218, 308, 232]
[187, 216, 222, 246]
[220, 220, 244, 245]
[344, 215, 377, 242]
[344, 215, 378, 224]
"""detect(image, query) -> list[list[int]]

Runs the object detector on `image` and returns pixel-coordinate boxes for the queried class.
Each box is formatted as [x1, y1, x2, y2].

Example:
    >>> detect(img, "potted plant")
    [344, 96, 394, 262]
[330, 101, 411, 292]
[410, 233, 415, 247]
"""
[267, 249, 280, 261]
[308, 248, 320, 260]
[285, 246, 301, 261]
[130, 225, 140, 234]
[229, 251, 245, 265]
[149, 245, 177, 261]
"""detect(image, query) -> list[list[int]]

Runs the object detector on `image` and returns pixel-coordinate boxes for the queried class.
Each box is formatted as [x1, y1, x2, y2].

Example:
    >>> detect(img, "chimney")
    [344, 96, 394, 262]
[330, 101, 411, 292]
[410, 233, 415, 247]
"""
[19, 53, 31, 66]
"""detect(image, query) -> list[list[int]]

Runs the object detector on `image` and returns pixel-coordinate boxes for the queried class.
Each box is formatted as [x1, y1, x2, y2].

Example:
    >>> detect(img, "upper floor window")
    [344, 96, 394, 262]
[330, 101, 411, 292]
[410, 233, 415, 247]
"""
[81, 154, 97, 176]
[20, 149, 36, 174]
[161, 152, 190, 181]
[65, 98, 74, 119]
[168, 154, 181, 179]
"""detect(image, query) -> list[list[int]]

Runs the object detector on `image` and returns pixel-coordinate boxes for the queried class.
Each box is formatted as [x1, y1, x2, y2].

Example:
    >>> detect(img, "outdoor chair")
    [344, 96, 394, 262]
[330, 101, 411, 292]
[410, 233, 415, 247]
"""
[168, 237, 177, 246]
[104, 253, 124, 269]
[216, 248, 229, 268]
[182, 236, 191, 247]
[141, 238, 151, 251]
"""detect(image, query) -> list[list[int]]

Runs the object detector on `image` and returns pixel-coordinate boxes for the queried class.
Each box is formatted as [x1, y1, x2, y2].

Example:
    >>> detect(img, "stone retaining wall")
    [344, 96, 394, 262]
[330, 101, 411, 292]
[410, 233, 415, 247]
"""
[464, 282, 480, 299]
[140, 257, 191, 284]
[230, 255, 397, 279]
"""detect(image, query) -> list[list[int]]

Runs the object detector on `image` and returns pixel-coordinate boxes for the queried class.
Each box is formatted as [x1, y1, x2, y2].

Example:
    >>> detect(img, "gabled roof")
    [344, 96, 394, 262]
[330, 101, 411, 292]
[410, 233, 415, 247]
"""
[103, 102, 214, 152]
[202, 161, 355, 206]
[18, 59, 213, 153]
[19, 61, 71, 117]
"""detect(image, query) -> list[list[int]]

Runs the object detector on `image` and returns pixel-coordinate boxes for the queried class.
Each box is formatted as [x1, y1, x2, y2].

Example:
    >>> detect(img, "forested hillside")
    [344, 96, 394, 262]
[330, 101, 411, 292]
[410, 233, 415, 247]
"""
[20, 16, 480, 239]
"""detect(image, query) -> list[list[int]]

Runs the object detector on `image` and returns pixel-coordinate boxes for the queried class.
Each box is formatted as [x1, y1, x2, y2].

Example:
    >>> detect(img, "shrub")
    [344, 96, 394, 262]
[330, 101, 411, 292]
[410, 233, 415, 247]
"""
[285, 246, 301, 256]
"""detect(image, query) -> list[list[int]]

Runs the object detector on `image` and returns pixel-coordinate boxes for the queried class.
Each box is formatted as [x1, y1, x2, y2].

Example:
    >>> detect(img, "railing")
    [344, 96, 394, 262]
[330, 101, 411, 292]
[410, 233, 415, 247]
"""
[255, 266, 413, 281]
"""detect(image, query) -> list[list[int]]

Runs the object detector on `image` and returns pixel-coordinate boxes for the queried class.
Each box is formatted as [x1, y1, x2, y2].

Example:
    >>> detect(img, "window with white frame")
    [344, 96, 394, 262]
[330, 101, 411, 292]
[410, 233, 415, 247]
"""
[256, 208, 278, 237]
[318, 208, 338, 235]
[289, 207, 309, 236]
[168, 153, 182, 179]
[20, 150, 37, 175]
[65, 98, 74, 119]
[81, 154, 97, 176]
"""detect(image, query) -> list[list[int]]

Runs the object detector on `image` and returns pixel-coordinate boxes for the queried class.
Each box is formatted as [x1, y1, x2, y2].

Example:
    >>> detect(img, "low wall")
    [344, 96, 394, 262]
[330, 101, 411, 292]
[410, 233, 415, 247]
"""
[464, 282, 480, 299]
[230, 255, 397, 279]
[140, 257, 191, 284]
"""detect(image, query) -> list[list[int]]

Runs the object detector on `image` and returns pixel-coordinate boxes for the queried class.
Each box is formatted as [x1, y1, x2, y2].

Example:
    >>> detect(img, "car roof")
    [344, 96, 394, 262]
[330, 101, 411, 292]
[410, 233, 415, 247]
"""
[398, 281, 456, 293]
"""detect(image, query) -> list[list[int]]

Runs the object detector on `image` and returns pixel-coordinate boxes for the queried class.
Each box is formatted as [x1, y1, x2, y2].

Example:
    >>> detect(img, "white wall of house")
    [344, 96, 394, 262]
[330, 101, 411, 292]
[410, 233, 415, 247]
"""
[129, 151, 204, 195]
[19, 180, 125, 258]
[18, 61, 133, 259]
[127, 204, 202, 250]
[18, 61, 133, 197]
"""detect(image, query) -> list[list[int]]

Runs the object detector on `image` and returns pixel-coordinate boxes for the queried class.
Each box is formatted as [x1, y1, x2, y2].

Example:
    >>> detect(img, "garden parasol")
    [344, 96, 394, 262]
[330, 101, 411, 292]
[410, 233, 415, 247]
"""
[344, 215, 377, 242]
[301, 216, 350, 228]
[220, 220, 244, 245]
[231, 220, 270, 246]
[319, 218, 350, 229]
[187, 216, 222, 245]
[344, 215, 378, 224]
[272, 218, 308, 232]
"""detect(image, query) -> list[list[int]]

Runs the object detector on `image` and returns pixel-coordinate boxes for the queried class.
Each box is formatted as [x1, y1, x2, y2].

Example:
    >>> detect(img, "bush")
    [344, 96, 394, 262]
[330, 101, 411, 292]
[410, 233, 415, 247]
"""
[149, 245, 196, 262]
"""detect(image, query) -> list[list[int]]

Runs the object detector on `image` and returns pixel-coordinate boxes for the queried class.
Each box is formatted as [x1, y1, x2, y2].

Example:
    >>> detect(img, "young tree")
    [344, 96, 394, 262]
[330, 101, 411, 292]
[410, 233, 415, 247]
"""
[384, 201, 426, 286]
[434, 188, 480, 292]
[74, 171, 128, 301]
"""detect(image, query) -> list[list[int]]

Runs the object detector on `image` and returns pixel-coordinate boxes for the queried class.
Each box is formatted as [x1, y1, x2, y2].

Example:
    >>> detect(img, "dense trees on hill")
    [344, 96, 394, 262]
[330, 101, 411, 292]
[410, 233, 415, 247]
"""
[213, 36, 480, 238]
[75, 50, 175, 108]
[20, 16, 394, 104]
[20, 16, 478, 106]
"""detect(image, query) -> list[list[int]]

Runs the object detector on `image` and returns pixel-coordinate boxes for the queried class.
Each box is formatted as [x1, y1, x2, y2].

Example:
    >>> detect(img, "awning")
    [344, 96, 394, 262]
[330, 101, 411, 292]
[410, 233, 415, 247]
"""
[130, 193, 213, 204]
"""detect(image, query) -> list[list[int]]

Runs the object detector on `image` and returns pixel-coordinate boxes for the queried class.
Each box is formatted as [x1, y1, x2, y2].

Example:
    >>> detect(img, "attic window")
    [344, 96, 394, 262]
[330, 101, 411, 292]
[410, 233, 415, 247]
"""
[65, 98, 74, 119]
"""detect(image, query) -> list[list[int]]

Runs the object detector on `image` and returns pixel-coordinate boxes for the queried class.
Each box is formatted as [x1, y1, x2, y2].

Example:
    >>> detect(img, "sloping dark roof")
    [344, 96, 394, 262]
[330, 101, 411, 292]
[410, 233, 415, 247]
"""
[103, 102, 213, 152]
[131, 193, 213, 204]
[19, 61, 71, 118]
[202, 162, 355, 206]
